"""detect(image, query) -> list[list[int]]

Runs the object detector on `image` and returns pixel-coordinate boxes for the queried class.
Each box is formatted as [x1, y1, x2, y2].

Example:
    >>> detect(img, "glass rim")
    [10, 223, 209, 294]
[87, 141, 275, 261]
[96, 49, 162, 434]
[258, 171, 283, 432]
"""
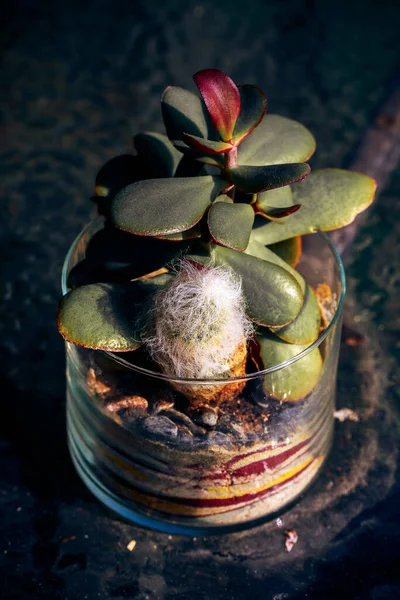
[61, 219, 346, 385]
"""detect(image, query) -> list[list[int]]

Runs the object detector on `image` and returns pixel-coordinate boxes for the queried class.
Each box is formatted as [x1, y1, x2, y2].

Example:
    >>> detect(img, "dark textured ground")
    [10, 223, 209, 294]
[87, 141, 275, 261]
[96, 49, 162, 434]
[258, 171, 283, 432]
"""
[1, 1, 400, 598]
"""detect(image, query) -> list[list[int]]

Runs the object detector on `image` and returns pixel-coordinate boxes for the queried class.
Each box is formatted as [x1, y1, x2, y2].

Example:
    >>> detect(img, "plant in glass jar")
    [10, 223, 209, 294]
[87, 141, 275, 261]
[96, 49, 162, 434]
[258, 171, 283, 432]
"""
[57, 69, 376, 534]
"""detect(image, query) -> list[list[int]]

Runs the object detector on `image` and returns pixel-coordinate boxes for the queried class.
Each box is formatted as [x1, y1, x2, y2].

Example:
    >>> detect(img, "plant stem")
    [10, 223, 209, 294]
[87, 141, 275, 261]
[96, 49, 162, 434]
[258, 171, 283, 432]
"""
[224, 146, 238, 170]
[224, 147, 237, 201]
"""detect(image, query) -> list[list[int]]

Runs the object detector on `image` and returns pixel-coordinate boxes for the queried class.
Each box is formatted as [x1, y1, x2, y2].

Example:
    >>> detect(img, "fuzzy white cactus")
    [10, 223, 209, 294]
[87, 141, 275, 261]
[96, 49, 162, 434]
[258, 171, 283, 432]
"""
[143, 260, 253, 401]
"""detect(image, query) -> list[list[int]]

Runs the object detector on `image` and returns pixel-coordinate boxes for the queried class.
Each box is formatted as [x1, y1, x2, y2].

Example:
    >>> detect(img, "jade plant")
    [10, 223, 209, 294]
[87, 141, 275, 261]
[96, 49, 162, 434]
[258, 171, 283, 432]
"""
[57, 69, 376, 402]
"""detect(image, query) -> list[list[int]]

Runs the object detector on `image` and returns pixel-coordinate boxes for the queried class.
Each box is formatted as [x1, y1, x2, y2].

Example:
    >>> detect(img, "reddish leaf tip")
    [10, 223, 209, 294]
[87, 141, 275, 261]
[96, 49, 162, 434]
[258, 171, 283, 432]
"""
[256, 203, 302, 220]
[161, 85, 173, 100]
[182, 132, 233, 155]
[232, 84, 268, 144]
[194, 69, 241, 142]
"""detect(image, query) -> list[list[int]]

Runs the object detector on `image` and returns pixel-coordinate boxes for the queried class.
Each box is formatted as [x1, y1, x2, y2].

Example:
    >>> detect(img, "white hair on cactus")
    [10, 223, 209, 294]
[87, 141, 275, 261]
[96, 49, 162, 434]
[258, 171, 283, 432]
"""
[143, 260, 253, 380]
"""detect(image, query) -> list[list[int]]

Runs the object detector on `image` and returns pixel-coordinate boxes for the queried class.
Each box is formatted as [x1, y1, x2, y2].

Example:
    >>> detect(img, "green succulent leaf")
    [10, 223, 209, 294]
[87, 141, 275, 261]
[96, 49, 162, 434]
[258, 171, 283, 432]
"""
[134, 132, 181, 178]
[111, 176, 226, 236]
[229, 163, 310, 194]
[245, 238, 304, 290]
[182, 133, 233, 155]
[244, 238, 320, 344]
[214, 194, 234, 204]
[243, 239, 320, 345]
[94, 154, 141, 198]
[254, 331, 323, 401]
[58, 281, 158, 351]
[93, 155, 143, 217]
[267, 237, 302, 267]
[212, 245, 303, 327]
[174, 155, 207, 178]
[256, 185, 294, 209]
[256, 204, 301, 221]
[85, 227, 191, 278]
[250, 169, 377, 245]
[194, 69, 241, 142]
[273, 285, 321, 344]
[238, 114, 316, 166]
[161, 86, 217, 143]
[232, 85, 267, 144]
[170, 139, 224, 167]
[66, 260, 114, 288]
[207, 202, 254, 251]
[154, 225, 202, 241]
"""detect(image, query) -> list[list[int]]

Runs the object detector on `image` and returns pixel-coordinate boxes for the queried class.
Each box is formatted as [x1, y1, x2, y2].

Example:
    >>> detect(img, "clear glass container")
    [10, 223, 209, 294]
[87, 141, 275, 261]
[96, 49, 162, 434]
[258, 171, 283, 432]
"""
[62, 219, 345, 535]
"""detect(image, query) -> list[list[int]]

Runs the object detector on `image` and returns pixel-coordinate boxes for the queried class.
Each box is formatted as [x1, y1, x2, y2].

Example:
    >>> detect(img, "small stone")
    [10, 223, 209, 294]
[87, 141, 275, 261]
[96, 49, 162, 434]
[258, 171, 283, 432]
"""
[105, 396, 148, 413]
[255, 394, 270, 409]
[205, 431, 233, 447]
[218, 415, 246, 440]
[176, 424, 194, 443]
[119, 408, 147, 424]
[162, 408, 206, 436]
[284, 529, 298, 552]
[191, 406, 218, 428]
[342, 324, 367, 346]
[87, 367, 111, 396]
[229, 421, 247, 440]
[141, 416, 178, 439]
[152, 398, 175, 414]
[334, 408, 359, 422]
[126, 540, 137, 551]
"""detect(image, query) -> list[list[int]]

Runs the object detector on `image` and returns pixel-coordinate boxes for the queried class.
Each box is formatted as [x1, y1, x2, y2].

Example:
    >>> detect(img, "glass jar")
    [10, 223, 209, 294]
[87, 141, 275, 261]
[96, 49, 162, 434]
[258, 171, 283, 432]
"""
[62, 220, 345, 535]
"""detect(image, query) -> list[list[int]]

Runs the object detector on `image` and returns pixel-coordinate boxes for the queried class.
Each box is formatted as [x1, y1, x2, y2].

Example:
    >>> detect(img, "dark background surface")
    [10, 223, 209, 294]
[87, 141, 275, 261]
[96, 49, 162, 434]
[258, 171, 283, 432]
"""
[1, 1, 400, 598]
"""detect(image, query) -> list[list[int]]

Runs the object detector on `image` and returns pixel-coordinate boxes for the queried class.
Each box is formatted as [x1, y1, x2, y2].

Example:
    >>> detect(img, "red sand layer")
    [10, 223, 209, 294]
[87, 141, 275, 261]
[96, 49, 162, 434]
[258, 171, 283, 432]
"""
[100, 432, 323, 519]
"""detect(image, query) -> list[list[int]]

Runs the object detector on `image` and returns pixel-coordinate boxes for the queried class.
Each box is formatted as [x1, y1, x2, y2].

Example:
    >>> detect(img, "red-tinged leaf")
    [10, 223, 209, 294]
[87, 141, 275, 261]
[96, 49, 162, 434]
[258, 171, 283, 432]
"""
[207, 202, 254, 251]
[230, 163, 311, 194]
[255, 203, 301, 221]
[154, 225, 202, 241]
[194, 69, 241, 142]
[134, 132, 181, 178]
[161, 86, 217, 142]
[182, 133, 233, 155]
[251, 169, 377, 245]
[58, 275, 173, 352]
[57, 283, 144, 351]
[238, 115, 316, 166]
[111, 176, 226, 236]
[232, 85, 267, 144]
[171, 139, 224, 168]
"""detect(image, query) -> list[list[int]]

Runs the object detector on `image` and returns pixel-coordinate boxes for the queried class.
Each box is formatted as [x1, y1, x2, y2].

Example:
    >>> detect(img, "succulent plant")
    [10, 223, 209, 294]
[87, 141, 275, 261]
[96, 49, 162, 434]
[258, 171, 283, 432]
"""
[58, 69, 376, 402]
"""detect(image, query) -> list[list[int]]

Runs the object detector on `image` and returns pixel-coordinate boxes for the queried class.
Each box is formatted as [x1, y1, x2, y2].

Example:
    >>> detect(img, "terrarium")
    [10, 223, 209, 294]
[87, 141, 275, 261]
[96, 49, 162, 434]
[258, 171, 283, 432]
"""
[58, 69, 375, 534]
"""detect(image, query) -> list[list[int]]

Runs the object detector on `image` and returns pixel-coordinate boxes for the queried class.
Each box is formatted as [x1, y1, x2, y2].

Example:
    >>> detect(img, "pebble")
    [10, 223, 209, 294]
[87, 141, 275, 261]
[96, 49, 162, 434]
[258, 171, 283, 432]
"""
[141, 416, 178, 439]
[152, 398, 175, 414]
[255, 394, 271, 409]
[105, 395, 148, 413]
[176, 424, 195, 444]
[205, 431, 233, 447]
[163, 408, 206, 436]
[126, 540, 137, 551]
[191, 406, 218, 428]
[218, 416, 247, 440]
[87, 367, 111, 396]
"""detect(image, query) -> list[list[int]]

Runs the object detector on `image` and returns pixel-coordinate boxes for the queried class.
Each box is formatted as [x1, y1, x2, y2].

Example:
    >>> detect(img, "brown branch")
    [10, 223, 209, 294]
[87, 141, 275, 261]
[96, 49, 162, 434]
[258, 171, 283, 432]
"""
[330, 73, 400, 255]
